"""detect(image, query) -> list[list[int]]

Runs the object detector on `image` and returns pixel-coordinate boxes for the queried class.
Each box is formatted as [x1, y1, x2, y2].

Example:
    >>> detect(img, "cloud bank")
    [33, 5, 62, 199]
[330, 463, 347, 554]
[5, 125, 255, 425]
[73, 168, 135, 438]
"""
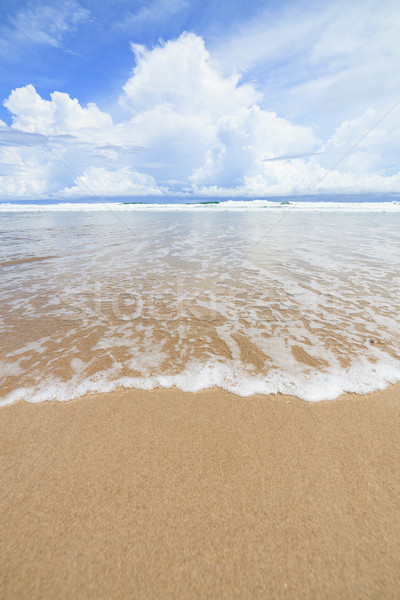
[1, 31, 399, 199]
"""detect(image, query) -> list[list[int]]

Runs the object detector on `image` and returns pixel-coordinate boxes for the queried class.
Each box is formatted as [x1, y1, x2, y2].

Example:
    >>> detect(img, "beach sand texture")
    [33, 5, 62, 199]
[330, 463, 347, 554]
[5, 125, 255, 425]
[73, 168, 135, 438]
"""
[1, 384, 400, 599]
[1, 208, 399, 597]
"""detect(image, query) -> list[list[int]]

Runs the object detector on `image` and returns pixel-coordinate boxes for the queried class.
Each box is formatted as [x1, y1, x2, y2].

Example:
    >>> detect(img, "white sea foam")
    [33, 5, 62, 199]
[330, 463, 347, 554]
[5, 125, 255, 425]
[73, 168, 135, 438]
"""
[1, 207, 399, 405]
[0, 200, 400, 212]
[1, 355, 399, 406]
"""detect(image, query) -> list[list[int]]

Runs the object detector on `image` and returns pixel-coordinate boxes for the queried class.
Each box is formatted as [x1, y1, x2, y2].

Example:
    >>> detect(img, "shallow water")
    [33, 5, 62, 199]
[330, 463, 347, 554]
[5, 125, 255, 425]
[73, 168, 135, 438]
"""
[1, 203, 399, 404]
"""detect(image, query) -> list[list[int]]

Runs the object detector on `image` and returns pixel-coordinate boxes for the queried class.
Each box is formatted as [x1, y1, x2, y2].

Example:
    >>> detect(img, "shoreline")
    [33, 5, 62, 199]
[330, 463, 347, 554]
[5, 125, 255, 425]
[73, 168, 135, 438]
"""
[2, 366, 400, 407]
[1, 384, 399, 598]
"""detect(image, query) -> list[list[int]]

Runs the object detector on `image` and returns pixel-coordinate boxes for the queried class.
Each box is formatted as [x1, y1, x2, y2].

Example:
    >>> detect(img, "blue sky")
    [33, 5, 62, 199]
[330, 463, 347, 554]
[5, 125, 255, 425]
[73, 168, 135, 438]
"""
[0, 0, 399, 199]
[0, 0, 272, 121]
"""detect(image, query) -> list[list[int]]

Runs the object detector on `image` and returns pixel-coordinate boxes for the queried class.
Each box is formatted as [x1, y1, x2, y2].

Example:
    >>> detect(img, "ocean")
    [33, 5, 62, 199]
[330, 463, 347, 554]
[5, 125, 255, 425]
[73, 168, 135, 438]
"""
[1, 199, 399, 404]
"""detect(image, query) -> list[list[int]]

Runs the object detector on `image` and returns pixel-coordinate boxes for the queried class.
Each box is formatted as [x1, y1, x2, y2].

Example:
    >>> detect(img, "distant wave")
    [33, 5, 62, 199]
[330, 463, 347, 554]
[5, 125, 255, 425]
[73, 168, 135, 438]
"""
[1, 200, 400, 212]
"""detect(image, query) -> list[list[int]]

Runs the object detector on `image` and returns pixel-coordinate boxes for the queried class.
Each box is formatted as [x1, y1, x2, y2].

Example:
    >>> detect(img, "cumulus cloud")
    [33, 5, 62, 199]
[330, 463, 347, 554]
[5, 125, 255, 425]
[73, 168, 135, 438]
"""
[120, 32, 258, 117]
[4, 85, 112, 135]
[118, 33, 319, 185]
[0, 171, 49, 198]
[1, 31, 400, 199]
[62, 166, 163, 197]
[114, 105, 216, 178]
[192, 164, 400, 197]
[191, 105, 318, 187]
[0, 143, 55, 197]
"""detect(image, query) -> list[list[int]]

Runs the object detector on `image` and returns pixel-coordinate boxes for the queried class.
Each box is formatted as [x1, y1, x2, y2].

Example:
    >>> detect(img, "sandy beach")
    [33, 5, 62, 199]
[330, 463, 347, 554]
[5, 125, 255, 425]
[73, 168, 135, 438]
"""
[1, 0, 400, 595]
[1, 384, 399, 599]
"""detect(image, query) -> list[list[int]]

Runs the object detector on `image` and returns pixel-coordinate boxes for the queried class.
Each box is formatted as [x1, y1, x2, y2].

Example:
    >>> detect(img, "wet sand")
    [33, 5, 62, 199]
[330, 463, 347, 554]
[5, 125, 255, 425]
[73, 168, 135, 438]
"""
[0, 256, 58, 267]
[1, 384, 400, 599]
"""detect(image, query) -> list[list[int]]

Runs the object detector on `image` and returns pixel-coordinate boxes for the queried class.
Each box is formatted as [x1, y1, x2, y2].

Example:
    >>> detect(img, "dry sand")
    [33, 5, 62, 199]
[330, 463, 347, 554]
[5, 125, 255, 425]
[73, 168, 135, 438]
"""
[1, 384, 400, 599]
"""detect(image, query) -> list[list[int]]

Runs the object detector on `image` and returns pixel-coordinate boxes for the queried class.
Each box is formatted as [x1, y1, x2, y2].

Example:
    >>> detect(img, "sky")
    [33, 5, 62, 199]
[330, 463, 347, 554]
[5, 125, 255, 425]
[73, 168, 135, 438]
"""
[0, 0, 399, 200]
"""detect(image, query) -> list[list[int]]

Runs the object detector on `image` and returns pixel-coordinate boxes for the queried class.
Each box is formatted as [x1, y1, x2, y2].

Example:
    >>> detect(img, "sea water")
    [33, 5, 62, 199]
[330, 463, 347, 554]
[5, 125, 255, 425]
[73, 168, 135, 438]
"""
[0, 200, 399, 404]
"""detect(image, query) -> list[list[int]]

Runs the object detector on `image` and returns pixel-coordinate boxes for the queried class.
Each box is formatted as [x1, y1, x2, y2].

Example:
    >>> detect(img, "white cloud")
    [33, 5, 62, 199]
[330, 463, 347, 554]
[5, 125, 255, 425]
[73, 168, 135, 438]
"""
[118, 0, 188, 30]
[62, 166, 163, 197]
[0, 1, 90, 56]
[1, 31, 400, 199]
[317, 108, 400, 175]
[191, 105, 318, 187]
[212, 0, 400, 136]
[0, 172, 49, 198]
[112, 105, 216, 180]
[118, 33, 318, 185]
[120, 32, 258, 117]
[190, 101, 400, 196]
[0, 144, 54, 197]
[192, 165, 400, 197]
[4, 85, 112, 135]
